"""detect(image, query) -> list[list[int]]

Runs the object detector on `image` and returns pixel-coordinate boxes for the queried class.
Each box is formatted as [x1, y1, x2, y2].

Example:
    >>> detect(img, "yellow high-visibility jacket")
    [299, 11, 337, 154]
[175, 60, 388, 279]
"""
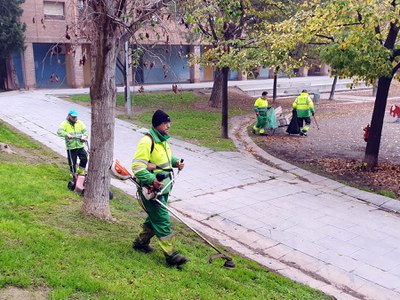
[293, 92, 315, 118]
[132, 127, 179, 195]
[253, 97, 269, 115]
[57, 119, 88, 149]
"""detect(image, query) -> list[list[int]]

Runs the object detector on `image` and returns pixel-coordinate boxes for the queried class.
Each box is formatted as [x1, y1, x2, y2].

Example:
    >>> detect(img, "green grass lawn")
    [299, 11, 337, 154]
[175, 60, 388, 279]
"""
[70, 92, 238, 152]
[0, 121, 332, 299]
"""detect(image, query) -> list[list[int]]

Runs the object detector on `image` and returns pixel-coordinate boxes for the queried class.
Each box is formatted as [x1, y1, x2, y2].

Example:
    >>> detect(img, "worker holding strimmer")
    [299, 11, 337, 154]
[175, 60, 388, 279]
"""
[131, 109, 186, 267]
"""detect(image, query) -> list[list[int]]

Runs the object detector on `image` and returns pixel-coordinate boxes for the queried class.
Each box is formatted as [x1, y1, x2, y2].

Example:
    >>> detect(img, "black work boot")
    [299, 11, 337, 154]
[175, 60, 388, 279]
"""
[132, 238, 154, 254]
[166, 252, 188, 267]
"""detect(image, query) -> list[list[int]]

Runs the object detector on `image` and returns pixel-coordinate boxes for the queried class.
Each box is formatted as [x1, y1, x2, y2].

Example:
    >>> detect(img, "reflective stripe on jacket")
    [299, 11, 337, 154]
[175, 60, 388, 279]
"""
[293, 93, 315, 118]
[253, 97, 269, 115]
[57, 119, 88, 149]
[132, 127, 179, 195]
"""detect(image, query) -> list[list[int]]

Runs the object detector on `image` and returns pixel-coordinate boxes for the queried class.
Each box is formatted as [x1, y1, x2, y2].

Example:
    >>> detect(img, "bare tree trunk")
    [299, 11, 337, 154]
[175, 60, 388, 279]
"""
[76, 0, 172, 221]
[82, 8, 118, 221]
[329, 75, 337, 100]
[209, 68, 223, 108]
[363, 76, 392, 169]
[221, 67, 229, 138]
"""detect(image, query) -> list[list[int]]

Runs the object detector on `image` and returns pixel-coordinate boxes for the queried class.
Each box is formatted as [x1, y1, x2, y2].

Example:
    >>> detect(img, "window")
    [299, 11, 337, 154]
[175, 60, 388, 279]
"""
[44, 1, 65, 20]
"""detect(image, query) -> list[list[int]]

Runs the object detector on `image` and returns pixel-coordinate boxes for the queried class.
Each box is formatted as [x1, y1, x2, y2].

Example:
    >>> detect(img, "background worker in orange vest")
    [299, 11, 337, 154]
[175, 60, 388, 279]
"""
[293, 90, 315, 136]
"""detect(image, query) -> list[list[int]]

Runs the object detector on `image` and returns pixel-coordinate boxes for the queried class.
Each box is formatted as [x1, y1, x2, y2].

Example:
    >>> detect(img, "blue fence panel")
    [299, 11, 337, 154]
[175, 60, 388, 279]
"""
[12, 52, 25, 89]
[141, 45, 190, 84]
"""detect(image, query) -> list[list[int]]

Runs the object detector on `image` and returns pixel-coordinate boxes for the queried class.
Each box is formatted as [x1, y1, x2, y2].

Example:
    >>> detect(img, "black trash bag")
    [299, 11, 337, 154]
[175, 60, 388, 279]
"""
[286, 110, 300, 134]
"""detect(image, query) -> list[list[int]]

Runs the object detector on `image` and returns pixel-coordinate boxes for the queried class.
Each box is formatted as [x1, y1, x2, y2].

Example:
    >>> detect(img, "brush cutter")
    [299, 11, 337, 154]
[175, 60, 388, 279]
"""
[110, 159, 236, 269]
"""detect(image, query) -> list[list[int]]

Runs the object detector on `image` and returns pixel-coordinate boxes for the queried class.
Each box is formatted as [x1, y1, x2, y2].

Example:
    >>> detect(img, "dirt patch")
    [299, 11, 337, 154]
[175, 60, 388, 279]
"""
[0, 287, 48, 300]
[0, 146, 66, 167]
[0, 123, 66, 166]
[0, 143, 14, 154]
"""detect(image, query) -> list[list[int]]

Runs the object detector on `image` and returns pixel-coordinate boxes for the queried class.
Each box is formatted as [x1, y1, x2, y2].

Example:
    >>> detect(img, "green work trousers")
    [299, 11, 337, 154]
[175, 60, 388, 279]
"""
[138, 193, 176, 255]
[253, 112, 267, 134]
[256, 113, 267, 129]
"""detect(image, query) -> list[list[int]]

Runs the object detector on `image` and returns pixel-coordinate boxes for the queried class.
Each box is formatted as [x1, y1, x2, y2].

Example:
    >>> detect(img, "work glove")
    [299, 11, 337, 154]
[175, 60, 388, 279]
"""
[80, 137, 87, 142]
[152, 178, 163, 190]
[153, 173, 168, 190]
[67, 134, 73, 139]
[176, 160, 185, 171]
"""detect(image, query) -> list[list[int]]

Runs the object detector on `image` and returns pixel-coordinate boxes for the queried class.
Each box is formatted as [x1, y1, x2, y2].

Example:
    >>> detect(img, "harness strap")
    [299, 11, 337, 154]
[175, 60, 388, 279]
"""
[145, 133, 155, 153]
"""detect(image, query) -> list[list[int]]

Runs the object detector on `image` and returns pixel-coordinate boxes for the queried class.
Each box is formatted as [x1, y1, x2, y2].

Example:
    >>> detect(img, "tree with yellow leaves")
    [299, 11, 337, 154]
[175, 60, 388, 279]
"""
[269, 0, 400, 168]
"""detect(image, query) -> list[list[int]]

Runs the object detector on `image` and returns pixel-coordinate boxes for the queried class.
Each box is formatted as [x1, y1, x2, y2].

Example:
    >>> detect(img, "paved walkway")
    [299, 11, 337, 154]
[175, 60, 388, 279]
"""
[1, 87, 400, 300]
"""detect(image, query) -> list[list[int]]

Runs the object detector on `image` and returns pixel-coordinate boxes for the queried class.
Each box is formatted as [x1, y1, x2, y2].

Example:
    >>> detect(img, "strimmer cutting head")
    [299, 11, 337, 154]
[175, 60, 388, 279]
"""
[209, 253, 236, 269]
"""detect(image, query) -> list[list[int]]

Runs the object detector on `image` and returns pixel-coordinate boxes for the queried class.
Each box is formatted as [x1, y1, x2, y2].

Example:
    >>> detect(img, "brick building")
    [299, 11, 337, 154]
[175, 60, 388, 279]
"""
[6, 0, 329, 90]
[14, 0, 90, 89]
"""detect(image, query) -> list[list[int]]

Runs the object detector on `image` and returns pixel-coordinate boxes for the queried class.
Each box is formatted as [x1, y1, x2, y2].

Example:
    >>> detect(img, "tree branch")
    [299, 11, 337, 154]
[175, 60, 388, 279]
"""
[393, 48, 400, 58]
[375, 25, 383, 45]
[309, 41, 331, 45]
[116, 0, 126, 19]
[118, 0, 174, 42]
[195, 17, 212, 38]
[392, 61, 400, 74]
[384, 21, 400, 50]
[207, 15, 219, 41]
[315, 34, 334, 42]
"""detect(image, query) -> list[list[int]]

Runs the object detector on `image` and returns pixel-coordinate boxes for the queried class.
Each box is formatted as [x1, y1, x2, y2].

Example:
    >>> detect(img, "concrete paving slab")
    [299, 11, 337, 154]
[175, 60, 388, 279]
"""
[347, 236, 398, 256]
[354, 264, 400, 291]
[317, 224, 359, 242]
[315, 236, 361, 257]
[317, 251, 360, 273]
[256, 214, 298, 230]
[350, 248, 400, 272]
[353, 281, 400, 300]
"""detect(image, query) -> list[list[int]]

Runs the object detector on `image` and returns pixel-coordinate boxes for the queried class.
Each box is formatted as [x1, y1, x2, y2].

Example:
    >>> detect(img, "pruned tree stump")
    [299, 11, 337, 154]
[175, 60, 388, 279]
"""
[0, 143, 14, 154]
